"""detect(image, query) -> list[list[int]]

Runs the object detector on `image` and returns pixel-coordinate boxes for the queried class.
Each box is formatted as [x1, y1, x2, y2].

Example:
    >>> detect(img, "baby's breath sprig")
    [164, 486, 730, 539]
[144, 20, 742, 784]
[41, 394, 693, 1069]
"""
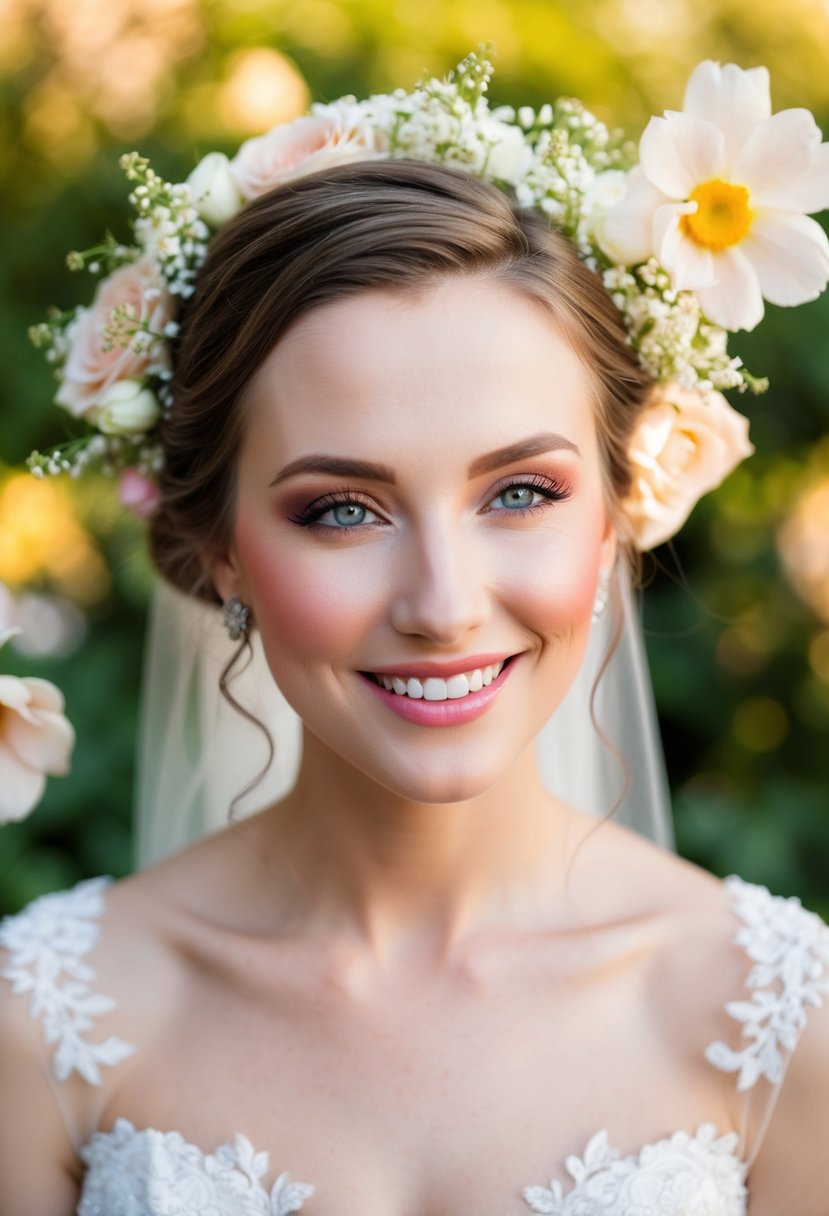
[65, 234, 136, 276]
[426, 45, 495, 110]
[27, 432, 161, 481]
[120, 152, 209, 299]
[603, 261, 765, 395]
[27, 308, 76, 370]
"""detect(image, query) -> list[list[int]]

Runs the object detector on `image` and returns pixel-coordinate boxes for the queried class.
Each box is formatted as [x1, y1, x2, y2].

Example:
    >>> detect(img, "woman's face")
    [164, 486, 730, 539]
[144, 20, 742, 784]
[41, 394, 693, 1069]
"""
[213, 276, 616, 803]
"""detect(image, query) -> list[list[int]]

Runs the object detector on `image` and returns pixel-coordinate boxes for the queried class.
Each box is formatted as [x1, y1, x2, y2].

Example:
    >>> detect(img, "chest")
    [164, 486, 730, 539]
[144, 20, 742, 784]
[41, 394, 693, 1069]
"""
[97, 931, 739, 1215]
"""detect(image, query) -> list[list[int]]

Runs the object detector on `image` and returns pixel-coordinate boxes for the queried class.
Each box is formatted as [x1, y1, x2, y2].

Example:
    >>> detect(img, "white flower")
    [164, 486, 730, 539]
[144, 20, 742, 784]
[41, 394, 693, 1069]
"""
[229, 102, 384, 201]
[581, 169, 630, 250]
[599, 60, 829, 331]
[479, 117, 533, 183]
[93, 379, 162, 435]
[186, 152, 244, 227]
[0, 629, 75, 824]
[55, 258, 174, 419]
[623, 382, 755, 550]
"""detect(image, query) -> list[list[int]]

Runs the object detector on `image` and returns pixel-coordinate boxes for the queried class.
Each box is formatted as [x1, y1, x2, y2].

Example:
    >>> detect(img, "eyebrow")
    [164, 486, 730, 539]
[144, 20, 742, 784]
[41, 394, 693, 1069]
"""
[269, 432, 580, 487]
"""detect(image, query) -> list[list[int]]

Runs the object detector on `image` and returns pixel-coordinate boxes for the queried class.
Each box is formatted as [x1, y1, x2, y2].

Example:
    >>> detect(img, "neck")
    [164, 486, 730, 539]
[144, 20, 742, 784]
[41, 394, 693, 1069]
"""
[255, 729, 580, 962]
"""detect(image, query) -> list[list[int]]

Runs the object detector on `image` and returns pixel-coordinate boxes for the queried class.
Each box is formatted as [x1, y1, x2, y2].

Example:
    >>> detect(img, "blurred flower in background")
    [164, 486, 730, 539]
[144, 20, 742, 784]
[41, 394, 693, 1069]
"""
[0, 627, 75, 824]
[779, 476, 829, 623]
[0, 471, 110, 608]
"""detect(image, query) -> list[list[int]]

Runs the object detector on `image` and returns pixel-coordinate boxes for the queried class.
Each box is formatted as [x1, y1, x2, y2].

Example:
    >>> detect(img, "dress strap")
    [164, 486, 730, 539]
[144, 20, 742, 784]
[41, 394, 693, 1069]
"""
[704, 875, 829, 1167]
[705, 875, 829, 1089]
[0, 876, 135, 1087]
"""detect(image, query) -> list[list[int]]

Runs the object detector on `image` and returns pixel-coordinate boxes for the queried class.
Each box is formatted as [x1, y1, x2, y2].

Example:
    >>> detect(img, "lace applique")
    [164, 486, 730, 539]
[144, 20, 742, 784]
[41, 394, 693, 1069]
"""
[522, 1124, 747, 1215]
[705, 875, 829, 1091]
[77, 1118, 315, 1216]
[0, 875, 135, 1085]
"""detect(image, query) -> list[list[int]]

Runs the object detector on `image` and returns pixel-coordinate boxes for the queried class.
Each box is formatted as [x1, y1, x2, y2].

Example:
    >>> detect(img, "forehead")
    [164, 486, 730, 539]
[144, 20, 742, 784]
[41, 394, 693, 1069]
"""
[238, 277, 598, 464]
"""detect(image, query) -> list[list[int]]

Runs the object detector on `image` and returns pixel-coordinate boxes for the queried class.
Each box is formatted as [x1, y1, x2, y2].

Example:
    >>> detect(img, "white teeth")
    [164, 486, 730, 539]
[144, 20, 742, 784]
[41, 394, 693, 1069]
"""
[446, 674, 469, 700]
[423, 678, 448, 701]
[374, 661, 506, 700]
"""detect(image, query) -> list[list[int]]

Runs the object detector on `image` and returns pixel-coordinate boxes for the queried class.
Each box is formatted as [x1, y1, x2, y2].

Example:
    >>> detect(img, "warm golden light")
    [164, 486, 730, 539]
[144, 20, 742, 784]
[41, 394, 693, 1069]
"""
[220, 48, 309, 136]
[778, 477, 829, 623]
[0, 474, 110, 604]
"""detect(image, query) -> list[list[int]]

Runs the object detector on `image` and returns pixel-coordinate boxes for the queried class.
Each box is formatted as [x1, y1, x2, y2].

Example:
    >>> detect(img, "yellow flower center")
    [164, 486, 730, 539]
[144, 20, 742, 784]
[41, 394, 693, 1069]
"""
[680, 179, 753, 252]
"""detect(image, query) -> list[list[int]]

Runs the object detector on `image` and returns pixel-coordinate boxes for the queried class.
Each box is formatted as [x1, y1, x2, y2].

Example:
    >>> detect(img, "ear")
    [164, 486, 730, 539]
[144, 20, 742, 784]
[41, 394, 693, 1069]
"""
[599, 515, 618, 576]
[202, 542, 247, 606]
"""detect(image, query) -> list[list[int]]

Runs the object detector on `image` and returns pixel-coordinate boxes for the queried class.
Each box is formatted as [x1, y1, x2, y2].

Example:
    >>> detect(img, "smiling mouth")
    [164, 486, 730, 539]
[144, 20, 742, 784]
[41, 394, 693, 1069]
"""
[362, 657, 514, 701]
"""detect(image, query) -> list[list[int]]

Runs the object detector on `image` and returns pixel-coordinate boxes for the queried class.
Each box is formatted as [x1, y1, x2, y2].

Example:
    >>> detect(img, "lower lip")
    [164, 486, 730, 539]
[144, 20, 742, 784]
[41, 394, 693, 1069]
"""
[358, 659, 518, 726]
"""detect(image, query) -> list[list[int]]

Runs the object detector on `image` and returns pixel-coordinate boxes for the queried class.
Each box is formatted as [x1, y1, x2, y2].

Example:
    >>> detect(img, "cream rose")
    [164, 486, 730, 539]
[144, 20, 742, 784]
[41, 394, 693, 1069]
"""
[94, 379, 162, 436]
[623, 382, 754, 550]
[229, 103, 383, 200]
[186, 152, 244, 228]
[0, 629, 75, 824]
[55, 258, 174, 420]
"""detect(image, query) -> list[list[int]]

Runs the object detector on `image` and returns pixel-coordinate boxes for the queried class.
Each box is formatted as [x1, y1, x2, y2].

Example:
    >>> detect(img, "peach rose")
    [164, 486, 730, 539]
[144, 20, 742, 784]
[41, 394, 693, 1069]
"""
[623, 382, 754, 550]
[0, 629, 75, 823]
[229, 103, 383, 201]
[55, 258, 174, 420]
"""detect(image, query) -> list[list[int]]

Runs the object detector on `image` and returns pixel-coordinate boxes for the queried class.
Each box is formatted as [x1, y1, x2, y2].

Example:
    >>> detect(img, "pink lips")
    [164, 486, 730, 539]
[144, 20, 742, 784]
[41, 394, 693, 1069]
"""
[358, 657, 517, 726]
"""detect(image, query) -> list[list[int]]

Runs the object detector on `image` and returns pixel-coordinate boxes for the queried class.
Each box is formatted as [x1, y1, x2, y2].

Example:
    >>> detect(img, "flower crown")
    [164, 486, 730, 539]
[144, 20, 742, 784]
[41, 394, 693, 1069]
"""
[27, 50, 829, 550]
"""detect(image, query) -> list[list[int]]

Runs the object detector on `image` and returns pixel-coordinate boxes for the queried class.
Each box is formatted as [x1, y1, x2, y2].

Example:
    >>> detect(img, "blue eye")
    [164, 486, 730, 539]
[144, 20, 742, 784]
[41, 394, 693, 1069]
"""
[492, 485, 542, 510]
[291, 491, 381, 531]
[488, 476, 572, 513]
[322, 502, 372, 527]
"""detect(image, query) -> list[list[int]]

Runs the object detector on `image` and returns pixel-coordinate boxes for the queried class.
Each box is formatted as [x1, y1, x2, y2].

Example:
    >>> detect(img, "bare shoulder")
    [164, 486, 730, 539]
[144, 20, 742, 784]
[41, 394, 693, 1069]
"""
[0, 895, 87, 1215]
[564, 812, 755, 1043]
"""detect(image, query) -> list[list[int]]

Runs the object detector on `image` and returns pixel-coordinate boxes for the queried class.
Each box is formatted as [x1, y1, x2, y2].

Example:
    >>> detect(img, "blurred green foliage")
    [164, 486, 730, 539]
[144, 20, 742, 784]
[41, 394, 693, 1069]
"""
[1, 0, 829, 917]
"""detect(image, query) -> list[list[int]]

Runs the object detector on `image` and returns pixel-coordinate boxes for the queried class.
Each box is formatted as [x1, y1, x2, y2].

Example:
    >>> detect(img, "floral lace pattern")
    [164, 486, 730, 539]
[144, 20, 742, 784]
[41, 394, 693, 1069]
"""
[77, 1118, 314, 1216]
[0, 875, 135, 1085]
[522, 1124, 747, 1214]
[705, 876, 829, 1090]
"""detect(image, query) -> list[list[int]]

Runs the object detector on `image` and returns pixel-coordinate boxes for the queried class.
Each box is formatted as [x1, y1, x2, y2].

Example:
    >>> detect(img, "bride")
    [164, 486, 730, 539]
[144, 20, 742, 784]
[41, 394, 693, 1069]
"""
[2, 53, 829, 1216]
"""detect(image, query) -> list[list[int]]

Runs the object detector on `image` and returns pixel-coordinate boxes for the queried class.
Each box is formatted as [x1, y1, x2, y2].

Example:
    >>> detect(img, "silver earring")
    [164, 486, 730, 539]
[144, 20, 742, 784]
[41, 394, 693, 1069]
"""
[592, 570, 610, 623]
[222, 594, 250, 641]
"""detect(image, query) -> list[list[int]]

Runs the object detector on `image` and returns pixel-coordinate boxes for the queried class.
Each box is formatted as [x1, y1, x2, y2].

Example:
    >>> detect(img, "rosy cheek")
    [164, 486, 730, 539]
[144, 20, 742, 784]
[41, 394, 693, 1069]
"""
[235, 520, 378, 661]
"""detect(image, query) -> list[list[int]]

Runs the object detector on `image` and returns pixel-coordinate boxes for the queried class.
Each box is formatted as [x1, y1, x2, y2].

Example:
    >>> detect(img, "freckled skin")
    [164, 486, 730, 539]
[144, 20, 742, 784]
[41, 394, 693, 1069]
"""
[213, 276, 615, 806]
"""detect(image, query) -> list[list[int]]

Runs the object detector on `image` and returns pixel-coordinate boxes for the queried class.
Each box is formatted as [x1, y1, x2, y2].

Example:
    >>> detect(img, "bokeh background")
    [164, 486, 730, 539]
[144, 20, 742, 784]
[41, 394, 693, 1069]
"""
[1, 0, 828, 916]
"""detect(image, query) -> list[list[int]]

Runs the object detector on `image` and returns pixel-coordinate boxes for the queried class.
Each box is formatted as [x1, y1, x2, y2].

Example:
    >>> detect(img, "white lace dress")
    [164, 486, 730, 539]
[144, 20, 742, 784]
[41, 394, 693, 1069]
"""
[1, 874, 828, 1216]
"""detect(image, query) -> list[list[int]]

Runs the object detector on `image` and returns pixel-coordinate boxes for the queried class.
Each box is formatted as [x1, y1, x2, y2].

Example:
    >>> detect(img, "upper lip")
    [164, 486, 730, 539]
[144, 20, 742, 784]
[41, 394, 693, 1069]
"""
[363, 653, 516, 679]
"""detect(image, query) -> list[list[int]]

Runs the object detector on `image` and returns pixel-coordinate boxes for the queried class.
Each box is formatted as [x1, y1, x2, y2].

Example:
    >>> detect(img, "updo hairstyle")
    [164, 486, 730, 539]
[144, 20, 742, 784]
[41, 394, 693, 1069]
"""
[148, 160, 652, 602]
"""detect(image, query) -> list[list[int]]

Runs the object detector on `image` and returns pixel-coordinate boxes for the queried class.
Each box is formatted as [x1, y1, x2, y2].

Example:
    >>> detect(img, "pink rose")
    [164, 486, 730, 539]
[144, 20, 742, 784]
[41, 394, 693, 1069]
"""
[229, 103, 383, 201]
[118, 467, 162, 519]
[0, 629, 75, 823]
[56, 257, 174, 420]
[623, 382, 754, 551]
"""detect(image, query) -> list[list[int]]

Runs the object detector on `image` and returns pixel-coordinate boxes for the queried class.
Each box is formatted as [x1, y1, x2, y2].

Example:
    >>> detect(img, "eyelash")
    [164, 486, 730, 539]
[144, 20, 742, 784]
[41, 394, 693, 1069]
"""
[289, 474, 573, 532]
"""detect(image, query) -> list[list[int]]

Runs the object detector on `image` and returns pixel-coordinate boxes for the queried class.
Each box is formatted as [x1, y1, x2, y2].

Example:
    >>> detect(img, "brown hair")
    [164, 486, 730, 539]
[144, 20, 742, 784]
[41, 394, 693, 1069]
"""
[148, 159, 651, 601]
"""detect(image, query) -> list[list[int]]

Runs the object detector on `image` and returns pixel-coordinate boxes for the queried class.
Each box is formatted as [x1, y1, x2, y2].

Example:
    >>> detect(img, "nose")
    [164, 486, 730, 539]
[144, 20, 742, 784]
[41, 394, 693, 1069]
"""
[389, 516, 489, 645]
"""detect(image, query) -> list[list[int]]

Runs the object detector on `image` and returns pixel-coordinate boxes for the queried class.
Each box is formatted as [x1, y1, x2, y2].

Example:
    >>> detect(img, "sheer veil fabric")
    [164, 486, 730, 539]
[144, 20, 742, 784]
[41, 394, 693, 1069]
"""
[134, 560, 674, 869]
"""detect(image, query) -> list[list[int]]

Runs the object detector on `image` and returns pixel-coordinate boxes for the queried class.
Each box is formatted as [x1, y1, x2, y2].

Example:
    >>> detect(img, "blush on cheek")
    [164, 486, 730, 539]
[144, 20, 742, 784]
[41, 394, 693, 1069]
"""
[496, 530, 605, 638]
[236, 524, 379, 663]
